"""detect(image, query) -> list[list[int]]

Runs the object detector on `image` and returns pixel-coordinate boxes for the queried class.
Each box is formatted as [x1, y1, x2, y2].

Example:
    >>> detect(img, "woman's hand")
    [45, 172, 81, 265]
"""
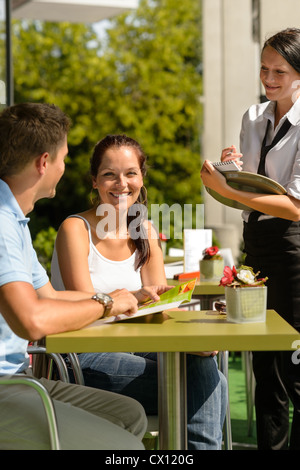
[133, 285, 173, 305]
[221, 145, 243, 168]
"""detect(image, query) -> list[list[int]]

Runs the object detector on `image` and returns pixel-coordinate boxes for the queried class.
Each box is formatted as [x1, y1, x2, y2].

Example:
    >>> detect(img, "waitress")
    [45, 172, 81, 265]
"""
[201, 28, 300, 450]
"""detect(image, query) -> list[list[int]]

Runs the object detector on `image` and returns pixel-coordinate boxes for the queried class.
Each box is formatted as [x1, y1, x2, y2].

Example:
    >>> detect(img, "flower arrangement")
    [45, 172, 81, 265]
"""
[202, 246, 223, 260]
[220, 265, 268, 288]
[200, 246, 224, 282]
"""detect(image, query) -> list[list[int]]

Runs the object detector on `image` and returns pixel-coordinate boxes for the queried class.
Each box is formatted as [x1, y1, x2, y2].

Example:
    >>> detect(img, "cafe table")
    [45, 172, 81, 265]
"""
[46, 308, 300, 451]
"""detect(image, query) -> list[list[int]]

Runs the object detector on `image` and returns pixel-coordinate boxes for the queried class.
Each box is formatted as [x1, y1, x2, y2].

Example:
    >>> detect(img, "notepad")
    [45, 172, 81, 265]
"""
[212, 160, 241, 172]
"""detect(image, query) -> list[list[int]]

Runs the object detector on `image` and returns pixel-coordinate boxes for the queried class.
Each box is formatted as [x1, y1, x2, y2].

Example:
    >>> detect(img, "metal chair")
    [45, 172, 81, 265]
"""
[28, 344, 70, 382]
[65, 352, 85, 385]
[0, 374, 60, 450]
[0, 347, 84, 450]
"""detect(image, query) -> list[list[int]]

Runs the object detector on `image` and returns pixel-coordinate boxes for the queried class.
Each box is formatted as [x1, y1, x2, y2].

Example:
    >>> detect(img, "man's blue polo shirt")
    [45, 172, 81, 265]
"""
[0, 179, 48, 374]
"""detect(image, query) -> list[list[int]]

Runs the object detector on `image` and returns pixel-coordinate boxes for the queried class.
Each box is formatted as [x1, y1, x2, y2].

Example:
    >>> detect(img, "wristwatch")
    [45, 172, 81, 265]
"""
[91, 293, 114, 318]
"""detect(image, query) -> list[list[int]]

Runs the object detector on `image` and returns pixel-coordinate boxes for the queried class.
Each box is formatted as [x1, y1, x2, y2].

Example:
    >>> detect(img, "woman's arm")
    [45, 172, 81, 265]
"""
[55, 217, 95, 292]
[201, 160, 300, 221]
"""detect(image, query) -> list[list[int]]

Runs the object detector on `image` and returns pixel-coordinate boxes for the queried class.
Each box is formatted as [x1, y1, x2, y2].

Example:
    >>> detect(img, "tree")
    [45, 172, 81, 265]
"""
[12, 0, 203, 244]
[13, 20, 109, 236]
[32, 226, 57, 276]
[99, 0, 203, 211]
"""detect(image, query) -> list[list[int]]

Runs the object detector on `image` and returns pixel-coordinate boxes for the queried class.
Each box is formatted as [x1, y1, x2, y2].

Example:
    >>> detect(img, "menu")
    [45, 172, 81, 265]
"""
[97, 279, 196, 324]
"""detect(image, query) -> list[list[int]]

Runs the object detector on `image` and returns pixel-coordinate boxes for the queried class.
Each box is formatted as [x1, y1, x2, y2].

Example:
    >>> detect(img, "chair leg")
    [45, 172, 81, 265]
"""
[28, 345, 70, 383]
[219, 351, 233, 450]
[67, 353, 85, 385]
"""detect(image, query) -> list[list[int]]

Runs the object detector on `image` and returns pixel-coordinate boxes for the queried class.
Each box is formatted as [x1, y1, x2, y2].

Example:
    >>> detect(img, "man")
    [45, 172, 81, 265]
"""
[0, 102, 149, 450]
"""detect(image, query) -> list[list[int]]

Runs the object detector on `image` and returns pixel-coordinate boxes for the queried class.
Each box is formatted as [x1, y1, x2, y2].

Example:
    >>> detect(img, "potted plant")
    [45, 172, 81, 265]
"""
[219, 265, 268, 323]
[200, 246, 224, 282]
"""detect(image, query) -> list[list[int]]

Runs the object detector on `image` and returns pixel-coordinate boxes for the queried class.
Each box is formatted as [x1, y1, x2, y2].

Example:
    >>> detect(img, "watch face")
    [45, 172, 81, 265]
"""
[104, 294, 113, 308]
[96, 293, 113, 308]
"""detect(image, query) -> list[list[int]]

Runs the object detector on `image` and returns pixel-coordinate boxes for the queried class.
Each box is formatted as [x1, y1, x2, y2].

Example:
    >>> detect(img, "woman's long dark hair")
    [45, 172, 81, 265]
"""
[263, 28, 300, 73]
[90, 134, 150, 270]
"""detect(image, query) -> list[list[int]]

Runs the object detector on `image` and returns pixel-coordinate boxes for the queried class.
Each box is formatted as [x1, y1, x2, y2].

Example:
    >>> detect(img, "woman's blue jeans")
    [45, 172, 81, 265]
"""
[72, 352, 227, 450]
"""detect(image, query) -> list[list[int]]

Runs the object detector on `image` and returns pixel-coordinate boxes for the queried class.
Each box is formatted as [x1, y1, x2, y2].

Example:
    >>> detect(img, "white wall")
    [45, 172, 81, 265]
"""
[202, 0, 258, 259]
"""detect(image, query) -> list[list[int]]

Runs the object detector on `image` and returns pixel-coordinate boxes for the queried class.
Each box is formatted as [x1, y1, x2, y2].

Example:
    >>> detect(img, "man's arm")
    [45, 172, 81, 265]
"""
[37, 280, 94, 300]
[0, 281, 138, 341]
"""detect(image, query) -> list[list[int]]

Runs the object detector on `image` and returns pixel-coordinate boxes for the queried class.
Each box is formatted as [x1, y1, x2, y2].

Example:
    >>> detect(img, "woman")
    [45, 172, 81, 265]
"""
[201, 28, 300, 450]
[51, 134, 227, 450]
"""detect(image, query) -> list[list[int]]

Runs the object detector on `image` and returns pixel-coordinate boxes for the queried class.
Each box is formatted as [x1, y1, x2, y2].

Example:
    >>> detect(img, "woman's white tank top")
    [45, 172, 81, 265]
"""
[51, 215, 142, 294]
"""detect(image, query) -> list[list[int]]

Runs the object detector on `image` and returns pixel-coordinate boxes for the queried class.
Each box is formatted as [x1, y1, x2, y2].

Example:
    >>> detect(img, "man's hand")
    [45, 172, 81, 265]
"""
[108, 289, 139, 317]
[133, 285, 173, 305]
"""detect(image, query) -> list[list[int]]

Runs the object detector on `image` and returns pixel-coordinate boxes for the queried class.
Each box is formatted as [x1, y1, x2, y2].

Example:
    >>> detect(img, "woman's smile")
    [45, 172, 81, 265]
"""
[110, 192, 132, 198]
[93, 146, 143, 209]
[109, 191, 133, 203]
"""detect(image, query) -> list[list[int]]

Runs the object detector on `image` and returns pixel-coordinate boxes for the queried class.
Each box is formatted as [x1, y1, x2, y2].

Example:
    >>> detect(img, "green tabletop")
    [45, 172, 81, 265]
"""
[46, 309, 299, 354]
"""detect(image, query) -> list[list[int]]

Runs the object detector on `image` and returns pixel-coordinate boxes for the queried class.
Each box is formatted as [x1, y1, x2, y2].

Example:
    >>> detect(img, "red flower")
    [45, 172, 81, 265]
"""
[159, 233, 167, 241]
[204, 246, 219, 257]
[219, 266, 237, 286]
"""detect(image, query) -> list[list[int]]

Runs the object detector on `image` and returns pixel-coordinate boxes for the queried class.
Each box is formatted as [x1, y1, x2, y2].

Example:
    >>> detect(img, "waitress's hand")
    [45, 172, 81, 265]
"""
[201, 159, 229, 194]
[221, 145, 243, 168]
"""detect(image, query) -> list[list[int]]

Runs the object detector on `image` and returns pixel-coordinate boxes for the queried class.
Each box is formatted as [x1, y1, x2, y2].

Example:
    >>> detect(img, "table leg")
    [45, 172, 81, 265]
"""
[218, 350, 233, 450]
[243, 351, 255, 436]
[157, 352, 187, 450]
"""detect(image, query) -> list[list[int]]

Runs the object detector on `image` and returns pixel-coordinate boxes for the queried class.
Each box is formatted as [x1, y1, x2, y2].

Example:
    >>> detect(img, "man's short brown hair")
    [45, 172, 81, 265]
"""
[0, 102, 71, 178]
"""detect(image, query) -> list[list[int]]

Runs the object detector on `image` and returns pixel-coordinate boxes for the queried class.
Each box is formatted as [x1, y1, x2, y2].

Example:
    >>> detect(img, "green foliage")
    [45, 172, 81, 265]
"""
[103, 0, 203, 208]
[13, 0, 203, 241]
[32, 227, 57, 276]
